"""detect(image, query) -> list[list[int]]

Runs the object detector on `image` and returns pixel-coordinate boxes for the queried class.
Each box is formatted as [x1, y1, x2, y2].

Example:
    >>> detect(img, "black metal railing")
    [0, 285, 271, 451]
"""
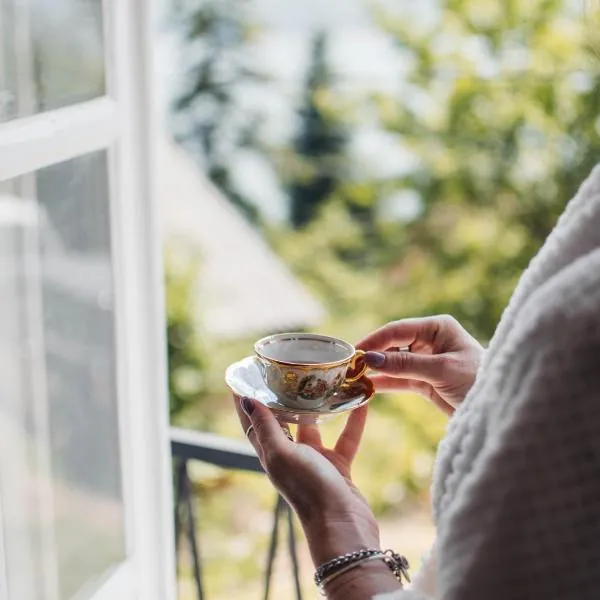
[171, 427, 303, 600]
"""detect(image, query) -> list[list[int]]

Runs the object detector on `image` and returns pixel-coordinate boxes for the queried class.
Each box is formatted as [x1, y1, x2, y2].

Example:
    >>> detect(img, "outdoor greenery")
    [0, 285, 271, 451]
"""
[172, 0, 268, 223]
[165, 247, 209, 423]
[368, 0, 600, 339]
[166, 0, 600, 597]
[286, 31, 350, 229]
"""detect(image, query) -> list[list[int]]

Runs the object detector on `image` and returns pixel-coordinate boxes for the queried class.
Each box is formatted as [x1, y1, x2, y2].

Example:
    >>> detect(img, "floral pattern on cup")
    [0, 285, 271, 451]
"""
[297, 375, 328, 402]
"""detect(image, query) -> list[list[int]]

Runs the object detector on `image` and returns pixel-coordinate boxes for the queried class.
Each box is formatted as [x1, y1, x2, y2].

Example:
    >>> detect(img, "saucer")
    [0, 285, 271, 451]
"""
[225, 356, 374, 425]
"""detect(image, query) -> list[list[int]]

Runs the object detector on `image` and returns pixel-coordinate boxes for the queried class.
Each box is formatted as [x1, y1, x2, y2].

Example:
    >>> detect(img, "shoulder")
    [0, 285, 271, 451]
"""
[486, 245, 600, 432]
[514, 245, 600, 357]
[477, 164, 600, 374]
[448, 245, 600, 485]
[557, 162, 600, 225]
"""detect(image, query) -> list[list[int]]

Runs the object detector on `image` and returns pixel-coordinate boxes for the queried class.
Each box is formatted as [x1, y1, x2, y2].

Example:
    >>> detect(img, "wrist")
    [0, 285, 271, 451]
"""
[322, 559, 402, 598]
[302, 513, 381, 567]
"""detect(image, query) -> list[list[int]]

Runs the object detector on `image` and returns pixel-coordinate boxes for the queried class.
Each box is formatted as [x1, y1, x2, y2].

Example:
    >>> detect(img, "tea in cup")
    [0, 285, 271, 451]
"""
[254, 333, 367, 410]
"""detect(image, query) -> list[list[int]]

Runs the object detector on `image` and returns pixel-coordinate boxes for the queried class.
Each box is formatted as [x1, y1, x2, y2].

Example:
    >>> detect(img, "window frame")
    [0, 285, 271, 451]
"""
[0, 1, 175, 599]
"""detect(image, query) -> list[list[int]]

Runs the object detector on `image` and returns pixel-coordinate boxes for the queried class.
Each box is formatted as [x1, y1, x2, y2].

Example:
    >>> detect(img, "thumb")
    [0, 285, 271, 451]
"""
[241, 397, 292, 460]
[364, 350, 444, 384]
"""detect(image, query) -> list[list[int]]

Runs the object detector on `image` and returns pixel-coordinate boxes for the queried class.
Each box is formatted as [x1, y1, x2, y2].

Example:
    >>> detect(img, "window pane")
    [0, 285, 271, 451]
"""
[0, 0, 106, 122]
[0, 176, 45, 600]
[0, 152, 125, 600]
[0, 0, 18, 121]
[31, 0, 106, 112]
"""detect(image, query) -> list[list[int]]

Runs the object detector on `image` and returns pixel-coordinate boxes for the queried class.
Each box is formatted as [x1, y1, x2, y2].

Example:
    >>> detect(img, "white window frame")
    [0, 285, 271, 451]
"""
[0, 1, 176, 600]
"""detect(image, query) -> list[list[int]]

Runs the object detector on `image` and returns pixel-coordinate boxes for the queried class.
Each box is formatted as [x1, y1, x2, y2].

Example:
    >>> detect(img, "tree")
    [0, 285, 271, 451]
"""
[288, 31, 350, 229]
[369, 0, 600, 339]
[173, 0, 267, 223]
[165, 248, 208, 422]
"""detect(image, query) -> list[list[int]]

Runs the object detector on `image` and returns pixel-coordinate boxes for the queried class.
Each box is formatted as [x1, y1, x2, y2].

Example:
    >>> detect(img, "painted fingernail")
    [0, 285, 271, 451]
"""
[241, 397, 255, 416]
[364, 351, 386, 368]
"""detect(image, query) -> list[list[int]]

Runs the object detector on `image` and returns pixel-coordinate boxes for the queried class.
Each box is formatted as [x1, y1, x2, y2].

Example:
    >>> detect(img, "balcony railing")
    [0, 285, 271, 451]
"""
[171, 427, 303, 600]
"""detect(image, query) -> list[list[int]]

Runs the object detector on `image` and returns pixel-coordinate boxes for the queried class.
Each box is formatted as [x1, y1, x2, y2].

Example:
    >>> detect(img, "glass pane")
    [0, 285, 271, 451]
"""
[0, 176, 45, 600]
[0, 152, 125, 600]
[0, 0, 18, 121]
[0, 0, 106, 123]
[31, 0, 106, 112]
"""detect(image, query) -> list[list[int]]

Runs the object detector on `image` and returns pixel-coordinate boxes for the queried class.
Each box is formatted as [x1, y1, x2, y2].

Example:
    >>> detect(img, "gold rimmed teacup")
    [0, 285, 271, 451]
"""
[254, 333, 367, 410]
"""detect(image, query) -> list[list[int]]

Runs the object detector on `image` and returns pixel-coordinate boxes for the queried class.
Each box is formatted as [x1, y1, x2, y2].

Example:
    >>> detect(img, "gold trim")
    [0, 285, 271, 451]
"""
[265, 377, 374, 416]
[257, 357, 343, 371]
[345, 349, 367, 383]
[224, 379, 374, 416]
[254, 333, 357, 368]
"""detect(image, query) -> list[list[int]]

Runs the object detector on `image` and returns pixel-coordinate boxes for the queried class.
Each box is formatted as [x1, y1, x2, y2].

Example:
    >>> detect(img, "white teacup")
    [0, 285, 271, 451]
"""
[254, 333, 367, 410]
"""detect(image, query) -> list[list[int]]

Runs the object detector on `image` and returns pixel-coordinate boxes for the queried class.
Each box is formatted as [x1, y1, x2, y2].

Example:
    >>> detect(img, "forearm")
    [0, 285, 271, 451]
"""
[303, 517, 403, 599]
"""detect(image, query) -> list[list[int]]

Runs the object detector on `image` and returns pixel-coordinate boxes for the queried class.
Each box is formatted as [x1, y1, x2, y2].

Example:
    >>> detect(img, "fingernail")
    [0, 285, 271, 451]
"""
[241, 397, 255, 416]
[364, 351, 386, 368]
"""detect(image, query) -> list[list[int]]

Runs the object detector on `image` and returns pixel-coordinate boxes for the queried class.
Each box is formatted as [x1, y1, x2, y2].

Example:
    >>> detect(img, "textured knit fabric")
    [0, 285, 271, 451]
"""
[376, 164, 600, 600]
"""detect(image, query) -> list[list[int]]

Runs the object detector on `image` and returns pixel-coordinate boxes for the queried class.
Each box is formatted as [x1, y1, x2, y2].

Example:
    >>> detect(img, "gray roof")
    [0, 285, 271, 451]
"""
[156, 138, 325, 339]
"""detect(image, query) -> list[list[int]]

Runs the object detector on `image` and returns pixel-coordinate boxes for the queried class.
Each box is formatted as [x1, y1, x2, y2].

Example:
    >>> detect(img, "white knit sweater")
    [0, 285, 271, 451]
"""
[377, 164, 600, 600]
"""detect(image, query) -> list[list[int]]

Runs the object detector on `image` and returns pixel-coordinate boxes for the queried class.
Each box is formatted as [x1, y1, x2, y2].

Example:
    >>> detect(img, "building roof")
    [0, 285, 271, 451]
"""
[156, 137, 325, 340]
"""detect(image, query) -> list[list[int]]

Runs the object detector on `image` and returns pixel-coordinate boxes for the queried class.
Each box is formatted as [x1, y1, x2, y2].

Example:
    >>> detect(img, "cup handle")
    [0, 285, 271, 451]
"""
[345, 350, 367, 383]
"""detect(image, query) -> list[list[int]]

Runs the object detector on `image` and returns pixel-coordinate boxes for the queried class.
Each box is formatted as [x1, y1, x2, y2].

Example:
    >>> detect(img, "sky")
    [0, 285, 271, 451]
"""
[155, 0, 403, 118]
[154, 0, 416, 221]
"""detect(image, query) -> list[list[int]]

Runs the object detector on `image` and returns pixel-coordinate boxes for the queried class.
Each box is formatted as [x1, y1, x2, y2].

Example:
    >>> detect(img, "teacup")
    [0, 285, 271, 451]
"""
[254, 333, 367, 410]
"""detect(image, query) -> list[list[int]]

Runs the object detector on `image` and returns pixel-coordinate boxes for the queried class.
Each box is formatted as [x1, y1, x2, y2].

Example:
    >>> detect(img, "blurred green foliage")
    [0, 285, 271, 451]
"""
[165, 248, 209, 422]
[172, 0, 267, 223]
[287, 32, 350, 229]
[365, 0, 600, 339]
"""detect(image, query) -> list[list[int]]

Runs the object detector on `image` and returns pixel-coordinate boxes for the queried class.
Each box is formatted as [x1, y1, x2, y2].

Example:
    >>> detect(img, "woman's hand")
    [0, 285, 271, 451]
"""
[234, 398, 403, 598]
[357, 315, 483, 415]
[234, 397, 379, 566]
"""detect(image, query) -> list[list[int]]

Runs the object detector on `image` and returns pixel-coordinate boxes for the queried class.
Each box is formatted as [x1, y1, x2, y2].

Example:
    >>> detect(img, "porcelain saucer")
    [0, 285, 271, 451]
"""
[225, 356, 374, 425]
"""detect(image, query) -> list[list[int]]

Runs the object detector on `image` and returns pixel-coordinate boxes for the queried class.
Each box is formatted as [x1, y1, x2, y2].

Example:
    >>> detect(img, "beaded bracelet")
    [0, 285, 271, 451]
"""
[314, 548, 410, 592]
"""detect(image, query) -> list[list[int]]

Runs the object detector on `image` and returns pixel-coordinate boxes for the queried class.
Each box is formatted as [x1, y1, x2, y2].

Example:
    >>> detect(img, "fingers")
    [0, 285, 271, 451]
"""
[363, 349, 445, 384]
[370, 374, 434, 395]
[334, 405, 368, 463]
[234, 394, 252, 436]
[369, 376, 454, 416]
[356, 318, 441, 352]
[234, 395, 292, 465]
[297, 424, 322, 447]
